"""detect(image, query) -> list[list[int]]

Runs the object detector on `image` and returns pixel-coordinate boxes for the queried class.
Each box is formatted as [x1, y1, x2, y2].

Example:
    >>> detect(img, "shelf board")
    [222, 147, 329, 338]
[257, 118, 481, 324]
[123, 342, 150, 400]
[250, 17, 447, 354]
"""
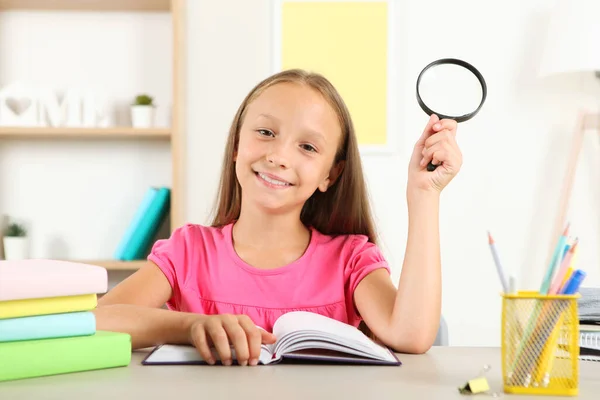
[0, 127, 171, 139]
[78, 260, 148, 270]
[0, 0, 170, 12]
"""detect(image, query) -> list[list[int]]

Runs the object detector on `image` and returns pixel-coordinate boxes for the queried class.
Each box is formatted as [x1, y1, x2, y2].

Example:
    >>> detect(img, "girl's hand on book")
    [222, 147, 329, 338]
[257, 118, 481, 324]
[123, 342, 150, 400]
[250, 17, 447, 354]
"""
[408, 114, 462, 195]
[188, 314, 276, 366]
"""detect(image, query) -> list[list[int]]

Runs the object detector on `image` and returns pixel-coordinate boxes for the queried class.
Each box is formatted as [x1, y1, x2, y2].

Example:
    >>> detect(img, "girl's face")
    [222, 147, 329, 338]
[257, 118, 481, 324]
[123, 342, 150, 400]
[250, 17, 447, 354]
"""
[235, 82, 342, 215]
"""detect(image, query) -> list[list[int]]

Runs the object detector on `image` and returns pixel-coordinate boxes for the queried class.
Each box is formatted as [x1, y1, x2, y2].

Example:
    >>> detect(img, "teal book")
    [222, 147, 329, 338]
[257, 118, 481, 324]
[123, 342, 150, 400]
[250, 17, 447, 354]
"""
[114, 187, 158, 260]
[0, 331, 131, 382]
[0, 311, 95, 342]
[122, 187, 171, 261]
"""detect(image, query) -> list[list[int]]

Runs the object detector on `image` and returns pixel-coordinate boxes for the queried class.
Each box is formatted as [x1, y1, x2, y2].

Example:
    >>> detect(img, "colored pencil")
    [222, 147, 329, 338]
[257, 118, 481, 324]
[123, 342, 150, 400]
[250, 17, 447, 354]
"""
[540, 223, 569, 294]
[487, 231, 509, 293]
[549, 240, 578, 295]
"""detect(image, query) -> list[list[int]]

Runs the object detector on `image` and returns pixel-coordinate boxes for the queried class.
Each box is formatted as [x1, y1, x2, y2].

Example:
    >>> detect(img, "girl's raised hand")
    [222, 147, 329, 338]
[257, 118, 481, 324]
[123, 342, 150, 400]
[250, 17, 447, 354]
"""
[408, 114, 463, 194]
[188, 314, 277, 366]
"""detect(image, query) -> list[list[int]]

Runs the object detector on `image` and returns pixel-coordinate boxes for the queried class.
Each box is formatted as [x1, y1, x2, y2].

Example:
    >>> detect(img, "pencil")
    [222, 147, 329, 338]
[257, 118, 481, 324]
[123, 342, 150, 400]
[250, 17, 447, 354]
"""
[540, 223, 570, 294]
[487, 231, 509, 293]
[549, 240, 578, 295]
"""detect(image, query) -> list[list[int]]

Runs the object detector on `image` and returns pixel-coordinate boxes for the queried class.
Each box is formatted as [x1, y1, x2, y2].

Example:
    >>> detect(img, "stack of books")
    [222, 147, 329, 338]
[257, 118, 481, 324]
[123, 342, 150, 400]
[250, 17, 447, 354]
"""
[0, 259, 132, 382]
[578, 287, 600, 362]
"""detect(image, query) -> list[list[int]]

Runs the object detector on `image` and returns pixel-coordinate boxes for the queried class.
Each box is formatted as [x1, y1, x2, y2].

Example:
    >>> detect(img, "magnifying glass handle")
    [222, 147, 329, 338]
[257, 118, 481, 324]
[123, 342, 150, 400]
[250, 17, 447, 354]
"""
[427, 161, 438, 172]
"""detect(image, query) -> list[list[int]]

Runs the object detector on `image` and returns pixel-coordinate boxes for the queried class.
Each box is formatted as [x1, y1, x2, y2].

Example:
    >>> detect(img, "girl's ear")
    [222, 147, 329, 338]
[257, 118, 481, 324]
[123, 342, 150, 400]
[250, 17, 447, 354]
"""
[318, 160, 345, 192]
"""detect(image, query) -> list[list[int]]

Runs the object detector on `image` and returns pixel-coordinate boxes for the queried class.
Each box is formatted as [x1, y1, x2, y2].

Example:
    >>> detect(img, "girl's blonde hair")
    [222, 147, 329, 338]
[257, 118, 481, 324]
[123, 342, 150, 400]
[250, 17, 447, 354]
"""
[210, 69, 377, 244]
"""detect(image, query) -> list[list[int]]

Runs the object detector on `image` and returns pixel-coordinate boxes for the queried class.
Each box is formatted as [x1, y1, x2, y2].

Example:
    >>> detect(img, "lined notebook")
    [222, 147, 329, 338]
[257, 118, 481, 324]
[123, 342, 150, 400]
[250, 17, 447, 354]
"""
[579, 331, 600, 362]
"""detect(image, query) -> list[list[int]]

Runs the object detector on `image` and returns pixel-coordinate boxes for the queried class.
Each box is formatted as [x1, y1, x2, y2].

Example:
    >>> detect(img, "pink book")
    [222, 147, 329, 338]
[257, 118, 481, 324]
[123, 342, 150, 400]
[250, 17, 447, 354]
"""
[0, 259, 107, 301]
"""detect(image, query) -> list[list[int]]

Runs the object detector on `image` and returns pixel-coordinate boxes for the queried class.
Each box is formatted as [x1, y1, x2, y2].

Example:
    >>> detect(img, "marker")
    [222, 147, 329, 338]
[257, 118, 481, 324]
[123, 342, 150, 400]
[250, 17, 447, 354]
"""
[560, 269, 586, 295]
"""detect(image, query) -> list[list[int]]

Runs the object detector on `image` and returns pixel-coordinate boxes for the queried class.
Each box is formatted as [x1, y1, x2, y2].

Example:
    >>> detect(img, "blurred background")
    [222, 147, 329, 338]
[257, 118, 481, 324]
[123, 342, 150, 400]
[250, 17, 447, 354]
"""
[0, 0, 598, 347]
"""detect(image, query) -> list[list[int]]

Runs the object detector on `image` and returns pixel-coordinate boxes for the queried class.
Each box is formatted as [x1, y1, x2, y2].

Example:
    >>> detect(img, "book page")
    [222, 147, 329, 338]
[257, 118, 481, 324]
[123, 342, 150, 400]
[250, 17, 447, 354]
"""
[272, 311, 394, 360]
[143, 344, 274, 365]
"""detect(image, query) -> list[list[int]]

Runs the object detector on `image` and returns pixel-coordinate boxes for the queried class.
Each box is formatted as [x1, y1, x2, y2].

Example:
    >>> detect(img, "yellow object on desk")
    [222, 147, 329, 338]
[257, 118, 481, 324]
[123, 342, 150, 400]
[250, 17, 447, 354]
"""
[0, 293, 97, 319]
[501, 291, 579, 396]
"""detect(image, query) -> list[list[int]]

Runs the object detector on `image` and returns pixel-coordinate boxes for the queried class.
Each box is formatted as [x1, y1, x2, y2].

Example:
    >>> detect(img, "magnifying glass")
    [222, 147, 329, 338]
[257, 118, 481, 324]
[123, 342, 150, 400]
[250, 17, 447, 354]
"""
[416, 58, 487, 171]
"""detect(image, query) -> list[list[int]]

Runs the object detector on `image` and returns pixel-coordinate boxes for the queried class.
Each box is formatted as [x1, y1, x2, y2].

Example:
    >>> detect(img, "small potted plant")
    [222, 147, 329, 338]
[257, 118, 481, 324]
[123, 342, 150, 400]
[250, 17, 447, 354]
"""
[3, 221, 29, 260]
[130, 94, 155, 128]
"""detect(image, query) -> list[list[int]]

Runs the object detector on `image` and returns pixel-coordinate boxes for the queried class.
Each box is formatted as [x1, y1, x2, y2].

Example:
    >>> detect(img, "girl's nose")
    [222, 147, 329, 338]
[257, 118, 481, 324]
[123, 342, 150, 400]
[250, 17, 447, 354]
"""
[266, 151, 289, 168]
[266, 141, 291, 168]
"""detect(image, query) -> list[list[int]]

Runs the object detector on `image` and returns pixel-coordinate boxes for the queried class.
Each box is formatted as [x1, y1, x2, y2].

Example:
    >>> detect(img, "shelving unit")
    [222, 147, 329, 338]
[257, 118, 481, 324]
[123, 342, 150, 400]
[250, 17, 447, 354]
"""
[0, 127, 171, 139]
[75, 260, 150, 271]
[0, 0, 170, 12]
[0, 0, 186, 271]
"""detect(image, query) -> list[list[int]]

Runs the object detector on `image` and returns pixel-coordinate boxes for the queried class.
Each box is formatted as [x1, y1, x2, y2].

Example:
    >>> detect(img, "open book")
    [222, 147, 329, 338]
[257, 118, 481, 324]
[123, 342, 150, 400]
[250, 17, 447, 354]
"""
[142, 311, 400, 366]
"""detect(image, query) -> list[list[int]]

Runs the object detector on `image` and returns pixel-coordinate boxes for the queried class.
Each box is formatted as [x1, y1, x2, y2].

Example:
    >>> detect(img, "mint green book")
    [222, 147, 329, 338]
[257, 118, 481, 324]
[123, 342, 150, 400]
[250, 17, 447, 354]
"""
[0, 331, 131, 382]
[122, 187, 171, 260]
[0, 311, 95, 342]
[114, 187, 158, 260]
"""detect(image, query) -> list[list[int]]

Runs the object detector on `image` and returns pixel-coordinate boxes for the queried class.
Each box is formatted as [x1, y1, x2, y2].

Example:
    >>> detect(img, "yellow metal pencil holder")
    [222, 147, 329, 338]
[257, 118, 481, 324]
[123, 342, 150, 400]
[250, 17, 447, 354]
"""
[501, 291, 580, 396]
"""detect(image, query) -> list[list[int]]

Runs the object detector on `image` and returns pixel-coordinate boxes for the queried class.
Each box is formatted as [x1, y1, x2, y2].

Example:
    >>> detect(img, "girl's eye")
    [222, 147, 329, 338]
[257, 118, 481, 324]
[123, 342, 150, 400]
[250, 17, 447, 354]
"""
[300, 144, 317, 153]
[257, 129, 274, 137]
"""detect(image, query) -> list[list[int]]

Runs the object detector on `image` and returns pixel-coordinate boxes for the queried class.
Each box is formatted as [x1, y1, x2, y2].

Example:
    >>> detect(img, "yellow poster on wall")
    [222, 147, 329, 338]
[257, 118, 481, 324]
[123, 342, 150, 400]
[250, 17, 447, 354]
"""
[280, 1, 388, 146]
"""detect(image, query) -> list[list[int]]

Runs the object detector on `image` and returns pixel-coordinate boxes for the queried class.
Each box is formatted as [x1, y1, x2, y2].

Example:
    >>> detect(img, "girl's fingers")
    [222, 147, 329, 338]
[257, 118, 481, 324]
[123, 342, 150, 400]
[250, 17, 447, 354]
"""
[190, 324, 215, 365]
[260, 329, 277, 344]
[238, 316, 263, 366]
[416, 114, 440, 144]
[223, 318, 250, 366]
[421, 141, 454, 167]
[432, 119, 457, 133]
[423, 129, 455, 150]
[206, 320, 233, 366]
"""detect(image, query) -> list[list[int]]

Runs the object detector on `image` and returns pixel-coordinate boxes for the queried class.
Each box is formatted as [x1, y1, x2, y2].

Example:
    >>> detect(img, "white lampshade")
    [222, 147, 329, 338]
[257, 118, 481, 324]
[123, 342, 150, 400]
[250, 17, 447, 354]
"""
[538, 0, 600, 77]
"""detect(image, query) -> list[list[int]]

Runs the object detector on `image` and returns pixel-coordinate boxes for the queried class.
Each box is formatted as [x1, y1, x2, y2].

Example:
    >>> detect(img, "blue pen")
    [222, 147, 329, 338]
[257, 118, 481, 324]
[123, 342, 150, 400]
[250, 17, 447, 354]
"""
[560, 269, 586, 294]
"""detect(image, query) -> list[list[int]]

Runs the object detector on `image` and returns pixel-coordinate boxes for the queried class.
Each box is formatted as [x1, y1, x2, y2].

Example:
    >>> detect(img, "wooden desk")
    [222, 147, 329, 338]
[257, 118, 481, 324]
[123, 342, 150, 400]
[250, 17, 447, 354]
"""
[1, 347, 599, 399]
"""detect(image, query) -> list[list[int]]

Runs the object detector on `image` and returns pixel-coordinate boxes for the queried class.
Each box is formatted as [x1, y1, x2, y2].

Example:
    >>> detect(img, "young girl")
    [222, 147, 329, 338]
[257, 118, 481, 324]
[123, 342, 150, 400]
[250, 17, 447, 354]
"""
[95, 69, 462, 366]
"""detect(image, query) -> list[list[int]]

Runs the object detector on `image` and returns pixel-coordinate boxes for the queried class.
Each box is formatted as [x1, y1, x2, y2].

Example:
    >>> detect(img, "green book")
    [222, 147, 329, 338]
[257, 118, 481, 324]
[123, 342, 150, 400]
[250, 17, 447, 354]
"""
[0, 331, 131, 382]
[122, 187, 171, 260]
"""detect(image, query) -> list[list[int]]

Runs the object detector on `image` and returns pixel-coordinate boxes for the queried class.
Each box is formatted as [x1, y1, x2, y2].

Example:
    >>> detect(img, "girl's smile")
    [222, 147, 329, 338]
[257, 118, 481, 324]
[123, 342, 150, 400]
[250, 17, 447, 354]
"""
[254, 171, 293, 188]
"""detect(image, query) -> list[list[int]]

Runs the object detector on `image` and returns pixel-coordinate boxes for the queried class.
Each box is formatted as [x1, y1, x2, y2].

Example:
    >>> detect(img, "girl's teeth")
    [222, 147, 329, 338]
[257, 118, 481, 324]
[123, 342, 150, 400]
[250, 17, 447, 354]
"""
[259, 173, 289, 186]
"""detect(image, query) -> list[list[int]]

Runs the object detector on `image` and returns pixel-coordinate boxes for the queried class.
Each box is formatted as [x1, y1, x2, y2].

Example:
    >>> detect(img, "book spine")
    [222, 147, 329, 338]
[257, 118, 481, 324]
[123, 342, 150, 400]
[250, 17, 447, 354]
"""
[0, 311, 95, 342]
[122, 187, 171, 261]
[0, 294, 97, 319]
[114, 187, 158, 260]
[0, 331, 132, 382]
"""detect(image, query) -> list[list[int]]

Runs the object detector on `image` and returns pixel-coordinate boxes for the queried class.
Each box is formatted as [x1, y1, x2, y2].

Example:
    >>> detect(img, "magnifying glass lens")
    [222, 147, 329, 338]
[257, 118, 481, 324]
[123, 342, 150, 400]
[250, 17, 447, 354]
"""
[415, 58, 487, 171]
[417, 63, 483, 119]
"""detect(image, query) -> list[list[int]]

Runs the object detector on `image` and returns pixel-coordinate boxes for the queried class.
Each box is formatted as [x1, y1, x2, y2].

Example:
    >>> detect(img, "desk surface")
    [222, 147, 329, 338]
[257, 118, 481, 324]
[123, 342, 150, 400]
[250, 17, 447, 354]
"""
[1, 347, 599, 399]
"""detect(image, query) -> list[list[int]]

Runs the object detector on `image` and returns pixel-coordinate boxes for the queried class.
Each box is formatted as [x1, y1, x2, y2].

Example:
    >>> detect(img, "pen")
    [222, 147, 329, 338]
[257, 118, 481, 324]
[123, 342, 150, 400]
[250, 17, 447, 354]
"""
[560, 269, 586, 295]
[559, 267, 574, 293]
[487, 231, 509, 293]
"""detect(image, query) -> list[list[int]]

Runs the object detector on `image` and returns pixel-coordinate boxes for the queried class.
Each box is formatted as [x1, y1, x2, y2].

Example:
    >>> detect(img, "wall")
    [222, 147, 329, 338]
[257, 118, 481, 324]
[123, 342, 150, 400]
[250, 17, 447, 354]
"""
[185, 0, 600, 346]
[0, 11, 173, 261]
